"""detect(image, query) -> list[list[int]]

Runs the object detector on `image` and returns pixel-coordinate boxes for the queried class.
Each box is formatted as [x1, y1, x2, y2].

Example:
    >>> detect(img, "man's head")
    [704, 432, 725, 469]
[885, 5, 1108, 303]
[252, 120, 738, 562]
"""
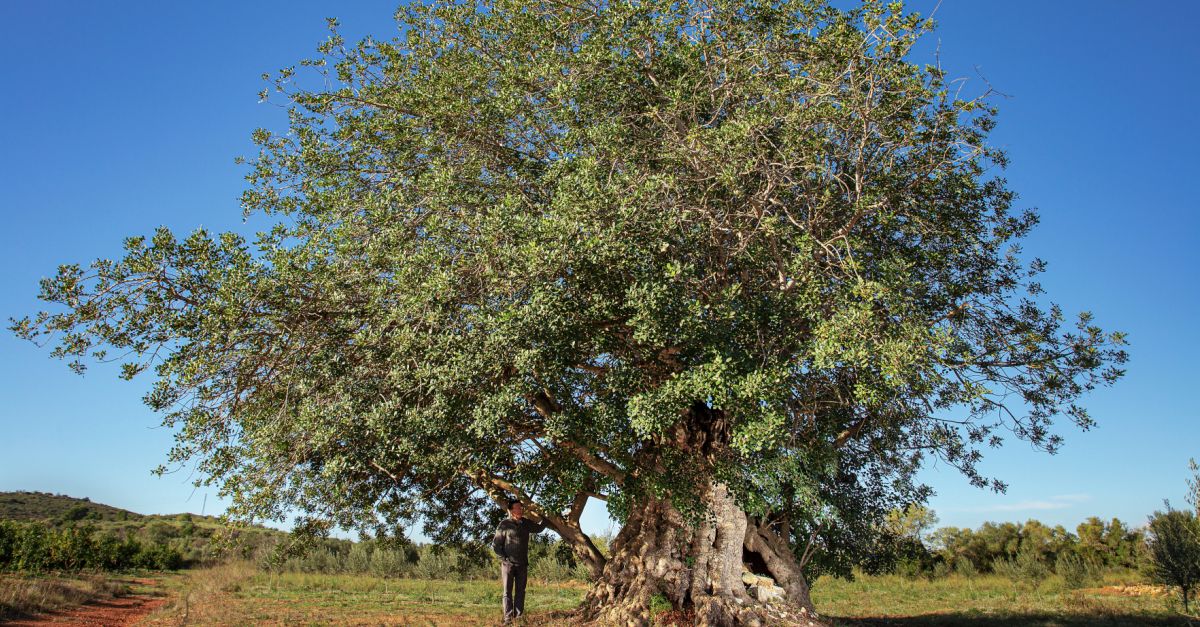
[507, 499, 524, 519]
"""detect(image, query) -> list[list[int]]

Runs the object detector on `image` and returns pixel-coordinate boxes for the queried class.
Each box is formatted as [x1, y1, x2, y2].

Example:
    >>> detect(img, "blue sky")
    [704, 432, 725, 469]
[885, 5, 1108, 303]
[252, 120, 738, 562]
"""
[1, 1, 1196, 540]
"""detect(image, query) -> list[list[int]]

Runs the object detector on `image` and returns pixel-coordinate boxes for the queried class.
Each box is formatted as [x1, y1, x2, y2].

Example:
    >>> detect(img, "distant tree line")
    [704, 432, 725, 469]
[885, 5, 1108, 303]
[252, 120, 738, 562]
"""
[926, 516, 1144, 574]
[867, 506, 1176, 591]
[265, 534, 594, 583]
[250, 511, 1172, 591]
[867, 460, 1200, 617]
[7, 497, 1194, 606]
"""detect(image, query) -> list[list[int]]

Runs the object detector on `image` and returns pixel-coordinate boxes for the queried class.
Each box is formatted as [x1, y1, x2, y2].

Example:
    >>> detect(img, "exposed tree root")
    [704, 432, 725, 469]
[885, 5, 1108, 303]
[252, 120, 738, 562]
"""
[583, 484, 828, 626]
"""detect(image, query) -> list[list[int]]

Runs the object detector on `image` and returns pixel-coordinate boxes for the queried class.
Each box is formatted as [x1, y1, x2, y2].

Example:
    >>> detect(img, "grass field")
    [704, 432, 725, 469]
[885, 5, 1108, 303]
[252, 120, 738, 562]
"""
[0, 571, 130, 619]
[145, 562, 585, 625]
[812, 573, 1187, 626]
[131, 563, 1196, 626]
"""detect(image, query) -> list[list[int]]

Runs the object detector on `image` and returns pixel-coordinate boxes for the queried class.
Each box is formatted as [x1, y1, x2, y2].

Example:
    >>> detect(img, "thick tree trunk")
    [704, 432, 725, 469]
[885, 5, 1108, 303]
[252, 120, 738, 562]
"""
[583, 483, 827, 626]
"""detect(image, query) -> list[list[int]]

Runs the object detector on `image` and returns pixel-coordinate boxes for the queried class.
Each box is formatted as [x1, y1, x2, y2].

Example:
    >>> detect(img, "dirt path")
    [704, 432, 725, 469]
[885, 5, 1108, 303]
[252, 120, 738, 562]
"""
[4, 578, 166, 627]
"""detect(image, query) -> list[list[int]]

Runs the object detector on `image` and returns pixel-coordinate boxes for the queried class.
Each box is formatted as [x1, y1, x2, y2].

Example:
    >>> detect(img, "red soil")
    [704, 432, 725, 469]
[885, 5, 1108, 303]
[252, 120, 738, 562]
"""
[5, 579, 166, 627]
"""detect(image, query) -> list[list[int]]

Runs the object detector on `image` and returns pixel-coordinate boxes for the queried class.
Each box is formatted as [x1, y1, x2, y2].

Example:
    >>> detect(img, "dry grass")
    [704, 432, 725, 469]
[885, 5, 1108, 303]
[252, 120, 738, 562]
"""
[0, 572, 128, 620]
[145, 560, 258, 625]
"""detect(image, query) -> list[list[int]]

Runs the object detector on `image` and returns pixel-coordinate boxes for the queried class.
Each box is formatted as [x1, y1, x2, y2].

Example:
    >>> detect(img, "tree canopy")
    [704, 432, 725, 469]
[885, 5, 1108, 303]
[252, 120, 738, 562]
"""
[13, 0, 1126, 618]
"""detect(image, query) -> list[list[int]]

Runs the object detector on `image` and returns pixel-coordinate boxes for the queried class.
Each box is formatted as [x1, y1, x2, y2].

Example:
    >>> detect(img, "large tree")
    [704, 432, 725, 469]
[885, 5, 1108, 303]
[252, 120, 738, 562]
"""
[13, 0, 1126, 623]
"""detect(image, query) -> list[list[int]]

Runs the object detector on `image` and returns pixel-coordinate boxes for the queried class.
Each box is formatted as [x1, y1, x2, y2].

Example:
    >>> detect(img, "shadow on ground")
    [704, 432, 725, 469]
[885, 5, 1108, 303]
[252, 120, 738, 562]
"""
[832, 613, 1196, 627]
[523, 608, 1198, 627]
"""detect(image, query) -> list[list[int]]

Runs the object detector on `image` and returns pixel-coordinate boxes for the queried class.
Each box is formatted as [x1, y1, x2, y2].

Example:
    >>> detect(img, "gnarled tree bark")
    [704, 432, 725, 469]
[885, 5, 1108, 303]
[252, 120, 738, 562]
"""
[583, 482, 826, 626]
[583, 403, 827, 626]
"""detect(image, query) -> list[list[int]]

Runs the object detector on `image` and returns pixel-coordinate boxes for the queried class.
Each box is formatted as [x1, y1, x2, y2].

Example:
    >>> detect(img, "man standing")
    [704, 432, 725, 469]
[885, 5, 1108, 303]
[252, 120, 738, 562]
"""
[492, 499, 546, 623]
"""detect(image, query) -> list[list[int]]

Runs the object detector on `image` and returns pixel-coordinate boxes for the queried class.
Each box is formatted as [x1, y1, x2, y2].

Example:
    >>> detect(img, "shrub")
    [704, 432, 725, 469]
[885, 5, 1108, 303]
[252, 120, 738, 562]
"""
[889, 536, 938, 578]
[295, 548, 341, 573]
[61, 505, 90, 523]
[1015, 544, 1050, 580]
[411, 548, 462, 580]
[892, 557, 925, 579]
[144, 521, 178, 544]
[530, 557, 576, 581]
[369, 548, 408, 577]
[345, 543, 373, 574]
[133, 543, 184, 570]
[1055, 552, 1096, 589]
[12, 525, 50, 571]
[0, 523, 14, 566]
[991, 557, 1021, 580]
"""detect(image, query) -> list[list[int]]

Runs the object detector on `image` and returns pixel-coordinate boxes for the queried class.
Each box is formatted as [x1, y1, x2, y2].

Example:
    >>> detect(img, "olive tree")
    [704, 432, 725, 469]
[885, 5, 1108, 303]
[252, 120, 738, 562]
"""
[1147, 506, 1200, 614]
[12, 0, 1126, 623]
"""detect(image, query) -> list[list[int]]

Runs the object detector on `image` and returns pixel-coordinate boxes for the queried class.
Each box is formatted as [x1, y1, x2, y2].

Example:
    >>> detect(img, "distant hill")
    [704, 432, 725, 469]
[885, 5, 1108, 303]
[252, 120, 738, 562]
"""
[0, 491, 287, 565]
[0, 491, 144, 523]
[0, 491, 231, 526]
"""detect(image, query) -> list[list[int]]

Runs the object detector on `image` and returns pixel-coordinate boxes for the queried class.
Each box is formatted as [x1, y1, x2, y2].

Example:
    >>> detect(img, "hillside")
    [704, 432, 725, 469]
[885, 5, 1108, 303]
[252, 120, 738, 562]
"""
[0, 491, 236, 528]
[0, 491, 287, 565]
[0, 491, 144, 523]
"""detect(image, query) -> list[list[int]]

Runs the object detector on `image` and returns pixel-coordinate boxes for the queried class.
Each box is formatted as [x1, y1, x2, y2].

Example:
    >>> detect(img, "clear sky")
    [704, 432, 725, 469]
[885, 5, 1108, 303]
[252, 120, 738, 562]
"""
[1, 1, 1196, 541]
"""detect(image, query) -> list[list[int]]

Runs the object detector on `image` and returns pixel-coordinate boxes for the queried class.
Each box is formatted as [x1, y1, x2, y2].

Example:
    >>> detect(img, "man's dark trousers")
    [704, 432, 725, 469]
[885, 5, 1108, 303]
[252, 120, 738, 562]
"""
[501, 559, 528, 621]
[493, 515, 545, 622]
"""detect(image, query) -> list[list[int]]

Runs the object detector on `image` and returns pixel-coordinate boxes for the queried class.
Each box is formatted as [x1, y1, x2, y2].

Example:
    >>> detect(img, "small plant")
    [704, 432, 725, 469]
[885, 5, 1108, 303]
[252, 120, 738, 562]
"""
[953, 558, 977, 579]
[991, 557, 1021, 580]
[530, 557, 576, 582]
[411, 550, 460, 580]
[1015, 545, 1049, 580]
[345, 543, 373, 574]
[649, 592, 672, 613]
[60, 505, 90, 523]
[369, 548, 408, 578]
[1055, 553, 1096, 589]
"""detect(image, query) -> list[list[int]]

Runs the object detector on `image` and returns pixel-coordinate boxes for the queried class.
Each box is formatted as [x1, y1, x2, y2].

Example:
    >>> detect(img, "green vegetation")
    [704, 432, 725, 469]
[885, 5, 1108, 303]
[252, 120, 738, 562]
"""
[144, 563, 1189, 626]
[0, 491, 137, 523]
[811, 572, 1187, 626]
[0, 521, 184, 572]
[0, 492, 588, 587]
[265, 534, 593, 583]
[898, 516, 1148, 584]
[12, 0, 1128, 619]
[266, 513, 1162, 595]
[1146, 507, 1200, 613]
[3, 493, 1192, 624]
[0, 492, 285, 572]
[152, 562, 585, 625]
[7, 490, 1192, 625]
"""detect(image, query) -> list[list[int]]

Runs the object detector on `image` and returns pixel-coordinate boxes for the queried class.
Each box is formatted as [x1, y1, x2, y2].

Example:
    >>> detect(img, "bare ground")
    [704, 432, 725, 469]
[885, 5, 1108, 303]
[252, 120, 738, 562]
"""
[3, 578, 165, 627]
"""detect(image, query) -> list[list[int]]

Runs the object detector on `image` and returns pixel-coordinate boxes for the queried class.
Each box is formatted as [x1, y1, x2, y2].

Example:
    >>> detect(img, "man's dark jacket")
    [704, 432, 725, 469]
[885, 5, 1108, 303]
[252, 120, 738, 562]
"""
[492, 517, 547, 565]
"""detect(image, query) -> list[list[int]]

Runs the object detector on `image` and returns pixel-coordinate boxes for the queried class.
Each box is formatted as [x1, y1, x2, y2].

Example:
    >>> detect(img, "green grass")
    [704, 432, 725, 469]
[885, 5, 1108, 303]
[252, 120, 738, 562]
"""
[812, 572, 1190, 626]
[149, 563, 586, 625]
[249, 573, 582, 616]
[144, 565, 1195, 626]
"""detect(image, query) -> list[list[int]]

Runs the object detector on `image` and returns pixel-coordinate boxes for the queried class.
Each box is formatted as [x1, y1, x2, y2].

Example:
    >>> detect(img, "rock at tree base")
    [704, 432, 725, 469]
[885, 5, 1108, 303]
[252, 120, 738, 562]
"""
[748, 583, 785, 603]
